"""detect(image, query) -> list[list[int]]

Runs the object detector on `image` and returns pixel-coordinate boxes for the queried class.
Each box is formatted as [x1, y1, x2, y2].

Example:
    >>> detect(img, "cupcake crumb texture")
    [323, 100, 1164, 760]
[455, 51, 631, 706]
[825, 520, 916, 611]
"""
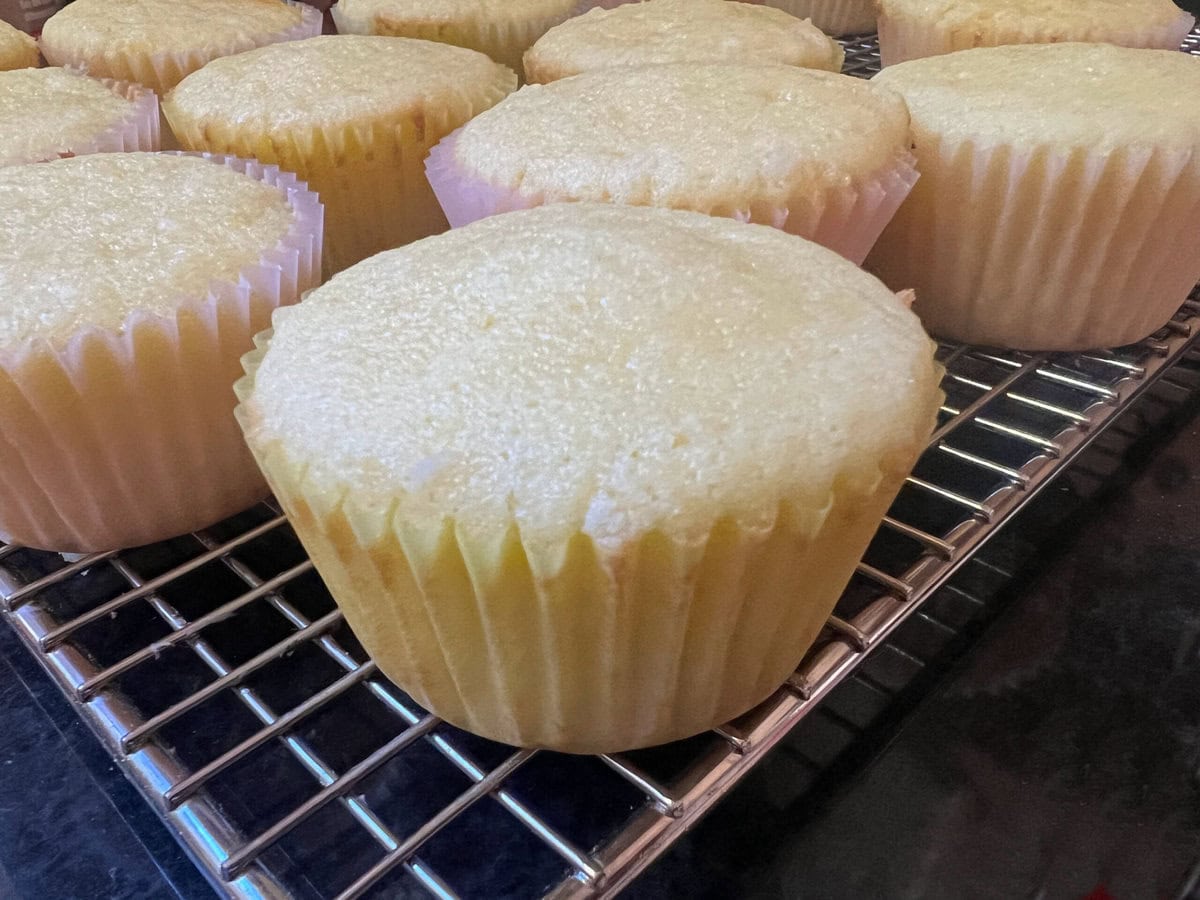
[0, 153, 293, 345]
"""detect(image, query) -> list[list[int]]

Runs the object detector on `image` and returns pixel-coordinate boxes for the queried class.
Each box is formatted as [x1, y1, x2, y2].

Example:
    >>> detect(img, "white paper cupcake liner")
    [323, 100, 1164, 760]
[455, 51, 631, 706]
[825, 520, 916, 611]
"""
[878, 7, 1197, 66]
[235, 339, 932, 751]
[80, 78, 161, 156]
[427, 129, 919, 264]
[751, 0, 877, 37]
[866, 137, 1200, 350]
[0, 153, 323, 552]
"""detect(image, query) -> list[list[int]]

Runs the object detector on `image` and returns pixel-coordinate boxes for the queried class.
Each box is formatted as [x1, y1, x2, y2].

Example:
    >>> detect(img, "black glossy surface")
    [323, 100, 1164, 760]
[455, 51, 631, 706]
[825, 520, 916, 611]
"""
[633, 372, 1200, 899]
[2, 373, 1199, 899]
[0, 613, 215, 900]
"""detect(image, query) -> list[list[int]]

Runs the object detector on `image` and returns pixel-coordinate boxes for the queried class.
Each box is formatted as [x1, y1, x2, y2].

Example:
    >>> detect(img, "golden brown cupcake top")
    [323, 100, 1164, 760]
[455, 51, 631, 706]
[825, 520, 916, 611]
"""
[165, 35, 516, 134]
[873, 42, 1200, 153]
[0, 154, 293, 345]
[333, 0, 576, 33]
[524, 0, 845, 83]
[39, 0, 317, 91]
[877, 0, 1193, 40]
[0, 19, 38, 71]
[449, 63, 910, 210]
[0, 68, 141, 166]
[243, 203, 940, 550]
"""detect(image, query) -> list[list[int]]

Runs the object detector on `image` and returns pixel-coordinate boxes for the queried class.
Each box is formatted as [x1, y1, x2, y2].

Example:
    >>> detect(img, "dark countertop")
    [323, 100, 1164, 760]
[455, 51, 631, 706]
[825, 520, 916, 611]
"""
[2, 367, 1199, 899]
[632, 366, 1200, 899]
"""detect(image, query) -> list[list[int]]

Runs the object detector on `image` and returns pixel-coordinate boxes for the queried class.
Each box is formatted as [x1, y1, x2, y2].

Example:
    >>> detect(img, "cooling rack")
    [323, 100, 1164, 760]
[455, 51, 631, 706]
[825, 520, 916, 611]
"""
[3, 34, 1200, 900]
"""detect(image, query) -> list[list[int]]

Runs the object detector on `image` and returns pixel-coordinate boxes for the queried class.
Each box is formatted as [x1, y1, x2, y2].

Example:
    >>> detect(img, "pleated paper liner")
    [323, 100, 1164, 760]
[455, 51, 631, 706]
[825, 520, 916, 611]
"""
[39, 1, 322, 147]
[867, 137, 1200, 351]
[332, 0, 575, 78]
[166, 78, 517, 277]
[3, 76, 160, 167]
[750, 0, 877, 38]
[0, 154, 323, 553]
[236, 328, 936, 752]
[426, 130, 919, 265]
[878, 7, 1196, 66]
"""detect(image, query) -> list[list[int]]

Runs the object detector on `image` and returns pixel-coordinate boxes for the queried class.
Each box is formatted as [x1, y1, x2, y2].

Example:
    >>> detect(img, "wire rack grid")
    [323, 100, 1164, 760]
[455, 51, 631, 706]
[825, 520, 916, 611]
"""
[3, 34, 1200, 900]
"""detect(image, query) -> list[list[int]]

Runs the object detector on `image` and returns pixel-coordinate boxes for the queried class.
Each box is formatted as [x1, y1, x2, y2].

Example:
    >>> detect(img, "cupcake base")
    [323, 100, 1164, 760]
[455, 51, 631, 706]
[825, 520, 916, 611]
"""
[426, 129, 919, 265]
[0, 155, 322, 553]
[571, 0, 638, 12]
[866, 137, 1200, 350]
[235, 362, 924, 753]
[259, 120, 453, 278]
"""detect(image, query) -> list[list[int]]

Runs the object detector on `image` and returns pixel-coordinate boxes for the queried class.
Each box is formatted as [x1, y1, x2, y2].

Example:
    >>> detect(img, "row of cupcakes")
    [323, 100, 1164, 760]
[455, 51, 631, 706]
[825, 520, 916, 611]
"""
[158, 13, 1200, 352]
[3, 2, 1200, 548]
[1, 0, 1199, 752]
[15, 3, 1197, 351]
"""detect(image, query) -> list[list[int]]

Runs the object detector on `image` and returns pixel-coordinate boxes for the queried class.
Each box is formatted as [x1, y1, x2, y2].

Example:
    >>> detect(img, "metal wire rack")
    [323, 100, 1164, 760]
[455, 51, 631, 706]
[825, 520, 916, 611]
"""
[3, 33, 1200, 900]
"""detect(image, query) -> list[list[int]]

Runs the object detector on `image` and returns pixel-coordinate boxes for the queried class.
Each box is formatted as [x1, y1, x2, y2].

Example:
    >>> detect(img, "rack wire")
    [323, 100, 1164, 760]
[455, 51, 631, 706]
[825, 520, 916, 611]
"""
[3, 33, 1200, 900]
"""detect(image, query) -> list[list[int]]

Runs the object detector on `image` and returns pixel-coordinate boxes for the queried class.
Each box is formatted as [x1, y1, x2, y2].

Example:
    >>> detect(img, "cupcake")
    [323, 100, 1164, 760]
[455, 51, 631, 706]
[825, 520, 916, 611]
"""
[426, 63, 916, 264]
[0, 19, 38, 71]
[0, 68, 160, 167]
[752, 1, 876, 38]
[0, 153, 322, 552]
[235, 203, 943, 753]
[867, 43, 1200, 351]
[523, 0, 844, 85]
[331, 0, 577, 76]
[165, 35, 516, 276]
[877, 0, 1195, 66]
[39, 0, 322, 144]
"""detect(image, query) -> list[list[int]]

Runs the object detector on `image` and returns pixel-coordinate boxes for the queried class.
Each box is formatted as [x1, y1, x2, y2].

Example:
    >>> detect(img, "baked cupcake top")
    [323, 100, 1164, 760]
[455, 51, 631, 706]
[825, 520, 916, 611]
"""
[0, 68, 147, 166]
[41, 0, 303, 56]
[524, 0, 845, 84]
[333, 0, 576, 33]
[242, 203, 940, 550]
[447, 64, 910, 209]
[39, 0, 317, 91]
[165, 35, 517, 134]
[0, 19, 38, 71]
[877, 0, 1194, 43]
[0, 153, 294, 346]
[873, 43, 1200, 153]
